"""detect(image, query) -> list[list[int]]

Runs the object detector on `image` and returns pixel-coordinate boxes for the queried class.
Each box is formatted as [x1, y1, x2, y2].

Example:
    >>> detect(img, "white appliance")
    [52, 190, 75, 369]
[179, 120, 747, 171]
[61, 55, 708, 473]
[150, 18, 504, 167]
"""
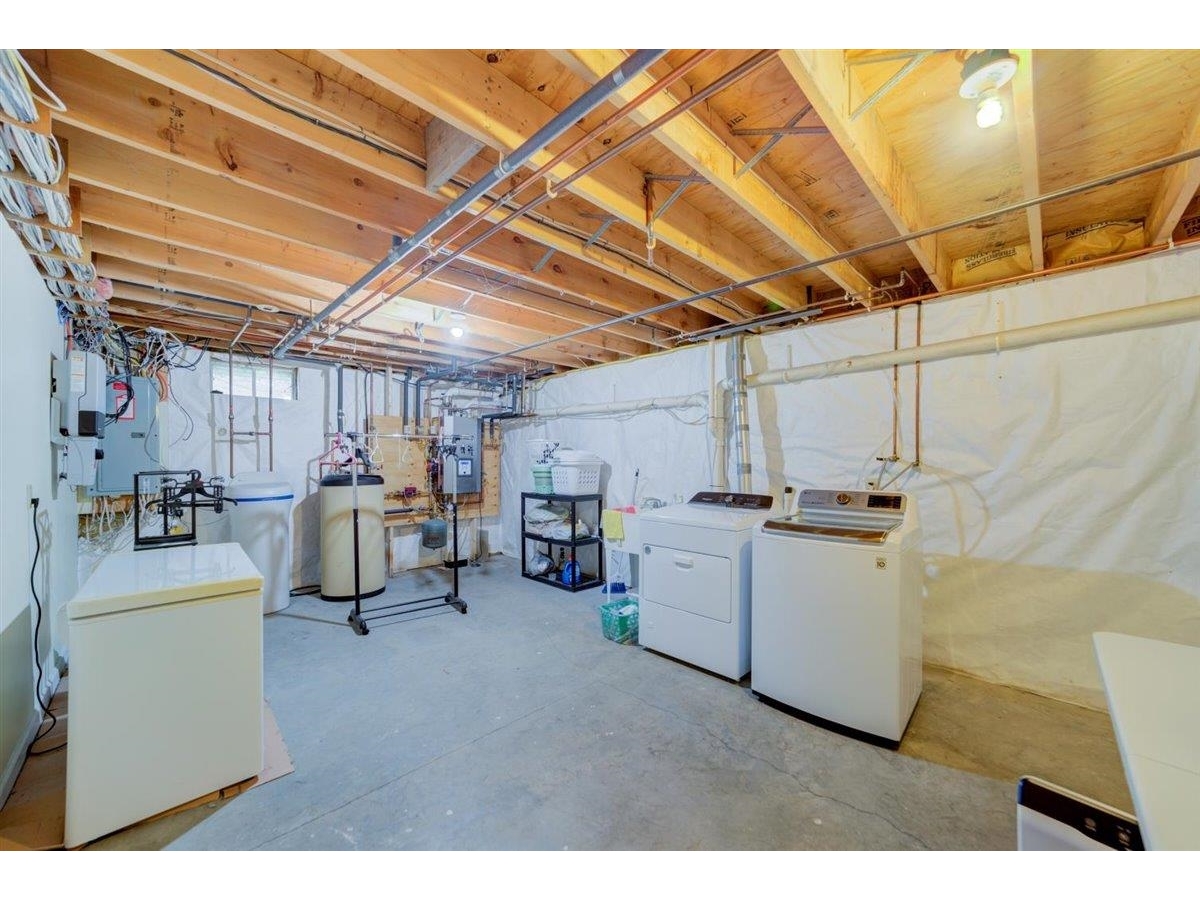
[227, 474, 295, 614]
[1017, 776, 1142, 850]
[751, 489, 922, 745]
[65, 543, 264, 848]
[638, 491, 777, 680]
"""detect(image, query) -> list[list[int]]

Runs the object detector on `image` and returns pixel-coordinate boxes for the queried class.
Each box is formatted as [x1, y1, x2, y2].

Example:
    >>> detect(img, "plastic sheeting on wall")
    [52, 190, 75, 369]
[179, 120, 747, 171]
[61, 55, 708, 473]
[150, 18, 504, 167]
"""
[500, 342, 722, 561]
[497, 247, 1200, 708]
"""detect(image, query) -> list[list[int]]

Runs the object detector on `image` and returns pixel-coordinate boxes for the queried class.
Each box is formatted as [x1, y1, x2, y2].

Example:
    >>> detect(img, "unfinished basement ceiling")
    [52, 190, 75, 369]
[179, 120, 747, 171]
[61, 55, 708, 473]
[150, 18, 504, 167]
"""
[16, 48, 1200, 374]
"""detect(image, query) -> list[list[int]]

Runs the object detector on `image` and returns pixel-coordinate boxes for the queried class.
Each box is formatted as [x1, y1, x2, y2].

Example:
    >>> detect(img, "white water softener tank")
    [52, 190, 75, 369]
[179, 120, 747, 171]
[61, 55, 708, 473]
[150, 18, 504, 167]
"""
[227, 475, 294, 614]
[319, 472, 386, 601]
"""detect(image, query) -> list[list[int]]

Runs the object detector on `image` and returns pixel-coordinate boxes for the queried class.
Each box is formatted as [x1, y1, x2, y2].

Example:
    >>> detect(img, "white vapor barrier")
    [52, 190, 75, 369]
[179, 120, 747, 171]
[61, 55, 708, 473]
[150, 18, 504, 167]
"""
[160, 359, 500, 590]
[499, 247, 1200, 707]
[501, 341, 721, 552]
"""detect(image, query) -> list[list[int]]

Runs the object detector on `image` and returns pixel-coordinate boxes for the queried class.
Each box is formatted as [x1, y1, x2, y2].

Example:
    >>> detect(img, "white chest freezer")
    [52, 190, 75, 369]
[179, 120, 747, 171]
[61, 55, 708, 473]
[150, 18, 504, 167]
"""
[65, 542, 264, 848]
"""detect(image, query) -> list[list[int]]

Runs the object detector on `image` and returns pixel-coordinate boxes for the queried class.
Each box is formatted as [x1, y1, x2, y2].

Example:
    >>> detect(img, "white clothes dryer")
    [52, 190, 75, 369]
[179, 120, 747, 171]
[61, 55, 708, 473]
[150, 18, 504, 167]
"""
[638, 491, 777, 680]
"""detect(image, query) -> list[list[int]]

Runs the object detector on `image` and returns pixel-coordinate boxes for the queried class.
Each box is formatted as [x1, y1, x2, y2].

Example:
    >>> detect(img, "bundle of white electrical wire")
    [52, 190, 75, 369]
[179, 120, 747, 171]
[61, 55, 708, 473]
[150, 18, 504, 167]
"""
[0, 50, 97, 306]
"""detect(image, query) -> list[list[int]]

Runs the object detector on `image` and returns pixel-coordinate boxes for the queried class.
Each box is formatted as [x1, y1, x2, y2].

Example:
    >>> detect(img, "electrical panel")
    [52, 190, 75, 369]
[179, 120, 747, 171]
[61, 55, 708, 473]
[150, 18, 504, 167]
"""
[62, 437, 100, 487]
[89, 376, 161, 496]
[53, 349, 106, 437]
[440, 414, 481, 494]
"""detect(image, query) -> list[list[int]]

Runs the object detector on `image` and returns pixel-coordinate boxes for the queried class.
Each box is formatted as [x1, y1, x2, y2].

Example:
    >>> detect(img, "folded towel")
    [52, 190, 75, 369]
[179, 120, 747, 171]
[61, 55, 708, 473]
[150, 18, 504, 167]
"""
[600, 508, 624, 542]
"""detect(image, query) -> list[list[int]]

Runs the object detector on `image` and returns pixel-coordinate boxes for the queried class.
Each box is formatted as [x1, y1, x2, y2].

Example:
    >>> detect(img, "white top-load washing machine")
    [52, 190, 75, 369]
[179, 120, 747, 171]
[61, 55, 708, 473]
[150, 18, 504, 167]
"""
[751, 489, 922, 745]
[638, 491, 777, 680]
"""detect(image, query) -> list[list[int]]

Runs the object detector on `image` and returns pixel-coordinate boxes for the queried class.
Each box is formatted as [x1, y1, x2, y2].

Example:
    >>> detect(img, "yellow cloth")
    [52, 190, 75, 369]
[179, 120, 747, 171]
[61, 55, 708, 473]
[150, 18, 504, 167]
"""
[601, 509, 624, 542]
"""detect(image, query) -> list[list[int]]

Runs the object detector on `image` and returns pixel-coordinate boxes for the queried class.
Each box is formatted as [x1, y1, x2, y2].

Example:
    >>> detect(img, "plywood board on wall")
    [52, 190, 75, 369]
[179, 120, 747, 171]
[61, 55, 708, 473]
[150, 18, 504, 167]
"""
[367, 416, 500, 521]
[367, 415, 500, 573]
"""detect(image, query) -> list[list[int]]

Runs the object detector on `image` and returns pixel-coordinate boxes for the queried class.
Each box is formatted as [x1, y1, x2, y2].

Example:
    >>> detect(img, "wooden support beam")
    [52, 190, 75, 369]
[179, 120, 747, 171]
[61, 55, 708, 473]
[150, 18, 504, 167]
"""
[88, 224, 344, 299]
[779, 50, 952, 292]
[1146, 99, 1200, 244]
[59, 121, 706, 337]
[557, 49, 874, 300]
[85, 216, 630, 362]
[92, 240, 610, 370]
[98, 254, 318, 314]
[105, 305, 469, 371]
[424, 117, 483, 191]
[1011, 50, 1044, 271]
[77, 184, 662, 354]
[323, 49, 797, 313]
[81, 49, 722, 331]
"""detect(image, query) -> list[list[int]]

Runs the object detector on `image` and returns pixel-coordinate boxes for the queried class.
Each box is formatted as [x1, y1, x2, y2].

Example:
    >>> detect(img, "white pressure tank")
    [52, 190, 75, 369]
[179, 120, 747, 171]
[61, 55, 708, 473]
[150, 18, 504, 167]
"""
[226, 475, 294, 614]
[319, 472, 386, 601]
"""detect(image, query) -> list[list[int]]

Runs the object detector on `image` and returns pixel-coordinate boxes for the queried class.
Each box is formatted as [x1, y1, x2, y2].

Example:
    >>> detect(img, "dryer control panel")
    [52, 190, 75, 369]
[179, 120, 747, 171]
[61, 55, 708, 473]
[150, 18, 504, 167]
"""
[688, 491, 774, 510]
[798, 489, 906, 513]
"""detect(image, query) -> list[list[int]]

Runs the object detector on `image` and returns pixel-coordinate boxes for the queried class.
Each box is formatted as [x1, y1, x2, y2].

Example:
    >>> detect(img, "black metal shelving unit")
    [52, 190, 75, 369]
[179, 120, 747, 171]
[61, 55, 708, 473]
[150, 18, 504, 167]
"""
[521, 491, 604, 593]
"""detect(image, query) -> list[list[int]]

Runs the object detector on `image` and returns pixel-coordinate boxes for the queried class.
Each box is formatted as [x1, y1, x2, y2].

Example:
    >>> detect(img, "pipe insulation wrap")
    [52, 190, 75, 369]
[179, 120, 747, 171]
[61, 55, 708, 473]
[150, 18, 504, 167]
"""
[743, 295, 1200, 389]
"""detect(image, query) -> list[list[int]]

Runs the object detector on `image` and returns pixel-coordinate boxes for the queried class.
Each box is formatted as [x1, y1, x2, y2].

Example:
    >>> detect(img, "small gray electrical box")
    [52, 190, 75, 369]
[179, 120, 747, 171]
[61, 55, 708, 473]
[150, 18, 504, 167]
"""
[441, 414, 481, 494]
[89, 376, 161, 496]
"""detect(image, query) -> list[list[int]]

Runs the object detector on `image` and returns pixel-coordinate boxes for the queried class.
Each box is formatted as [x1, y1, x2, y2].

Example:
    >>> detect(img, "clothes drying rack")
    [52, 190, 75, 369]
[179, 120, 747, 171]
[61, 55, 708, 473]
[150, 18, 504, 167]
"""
[346, 469, 468, 636]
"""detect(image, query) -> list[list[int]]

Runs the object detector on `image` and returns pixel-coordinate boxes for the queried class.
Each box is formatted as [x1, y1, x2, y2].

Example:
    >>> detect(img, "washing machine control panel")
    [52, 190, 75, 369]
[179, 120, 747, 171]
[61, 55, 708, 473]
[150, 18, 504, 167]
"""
[688, 491, 775, 510]
[798, 489, 906, 513]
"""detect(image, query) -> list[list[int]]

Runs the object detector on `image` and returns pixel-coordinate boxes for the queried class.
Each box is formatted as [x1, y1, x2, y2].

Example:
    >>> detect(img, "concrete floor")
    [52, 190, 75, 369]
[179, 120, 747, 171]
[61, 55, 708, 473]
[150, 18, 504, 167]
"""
[88, 556, 1132, 851]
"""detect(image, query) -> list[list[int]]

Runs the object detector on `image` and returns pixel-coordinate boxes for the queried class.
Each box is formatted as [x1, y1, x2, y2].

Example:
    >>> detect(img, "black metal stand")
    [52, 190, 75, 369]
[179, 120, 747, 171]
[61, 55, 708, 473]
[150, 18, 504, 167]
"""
[133, 469, 234, 550]
[347, 500, 468, 635]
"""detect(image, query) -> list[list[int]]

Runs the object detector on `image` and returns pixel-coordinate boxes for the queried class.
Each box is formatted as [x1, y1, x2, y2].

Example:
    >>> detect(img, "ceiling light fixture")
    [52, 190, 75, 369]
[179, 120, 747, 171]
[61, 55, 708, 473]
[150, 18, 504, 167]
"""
[959, 50, 1017, 129]
[975, 89, 1004, 129]
[450, 325, 465, 339]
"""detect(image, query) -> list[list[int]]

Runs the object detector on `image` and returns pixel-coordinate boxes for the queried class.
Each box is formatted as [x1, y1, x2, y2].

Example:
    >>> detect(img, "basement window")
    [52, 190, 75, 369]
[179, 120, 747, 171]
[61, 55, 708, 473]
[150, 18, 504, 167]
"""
[212, 357, 298, 401]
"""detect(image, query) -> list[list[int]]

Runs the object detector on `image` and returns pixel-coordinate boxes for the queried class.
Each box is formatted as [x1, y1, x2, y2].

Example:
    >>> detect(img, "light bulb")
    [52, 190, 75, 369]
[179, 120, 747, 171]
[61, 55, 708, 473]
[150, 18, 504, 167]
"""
[976, 91, 1003, 129]
[450, 325, 464, 338]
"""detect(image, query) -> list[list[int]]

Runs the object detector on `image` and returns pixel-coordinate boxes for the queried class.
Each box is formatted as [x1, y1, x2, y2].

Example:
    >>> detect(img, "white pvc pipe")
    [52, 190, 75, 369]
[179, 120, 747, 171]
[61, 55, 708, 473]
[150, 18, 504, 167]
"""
[741, 295, 1200, 389]
[730, 335, 752, 493]
[710, 342, 728, 491]
[532, 393, 706, 418]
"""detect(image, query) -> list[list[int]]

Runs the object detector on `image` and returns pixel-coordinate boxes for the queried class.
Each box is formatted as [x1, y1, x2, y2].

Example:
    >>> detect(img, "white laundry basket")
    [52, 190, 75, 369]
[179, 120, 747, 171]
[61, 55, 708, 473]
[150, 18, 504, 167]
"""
[551, 451, 602, 495]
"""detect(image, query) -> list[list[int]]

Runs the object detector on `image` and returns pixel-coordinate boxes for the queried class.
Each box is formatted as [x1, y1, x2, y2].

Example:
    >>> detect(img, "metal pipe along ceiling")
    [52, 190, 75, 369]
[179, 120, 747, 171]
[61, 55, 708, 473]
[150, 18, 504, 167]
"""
[461, 143, 1200, 369]
[320, 50, 777, 344]
[272, 48, 668, 359]
[313, 50, 722, 346]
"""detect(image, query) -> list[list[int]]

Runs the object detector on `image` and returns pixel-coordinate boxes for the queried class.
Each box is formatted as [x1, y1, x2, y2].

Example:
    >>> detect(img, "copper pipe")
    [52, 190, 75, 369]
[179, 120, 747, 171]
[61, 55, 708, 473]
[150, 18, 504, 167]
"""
[331, 50, 777, 338]
[268, 352, 275, 472]
[892, 307, 900, 461]
[915, 302, 922, 467]
[813, 235, 1200, 325]
[466, 146, 1200, 368]
[321, 50, 718, 337]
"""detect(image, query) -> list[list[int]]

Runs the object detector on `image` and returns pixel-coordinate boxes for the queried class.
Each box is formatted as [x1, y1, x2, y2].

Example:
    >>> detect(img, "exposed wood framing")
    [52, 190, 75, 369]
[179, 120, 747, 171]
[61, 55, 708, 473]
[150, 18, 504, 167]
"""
[85, 49, 728, 331]
[780, 49, 952, 292]
[557, 49, 874, 301]
[100, 252, 596, 370]
[1146, 98, 1200, 244]
[78, 188, 652, 358]
[323, 49, 801, 313]
[424, 117, 484, 191]
[1011, 50, 1044, 270]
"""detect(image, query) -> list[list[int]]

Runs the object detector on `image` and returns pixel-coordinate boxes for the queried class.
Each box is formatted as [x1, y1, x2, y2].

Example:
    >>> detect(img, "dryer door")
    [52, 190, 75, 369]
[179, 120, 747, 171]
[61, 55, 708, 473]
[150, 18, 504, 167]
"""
[642, 544, 731, 622]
